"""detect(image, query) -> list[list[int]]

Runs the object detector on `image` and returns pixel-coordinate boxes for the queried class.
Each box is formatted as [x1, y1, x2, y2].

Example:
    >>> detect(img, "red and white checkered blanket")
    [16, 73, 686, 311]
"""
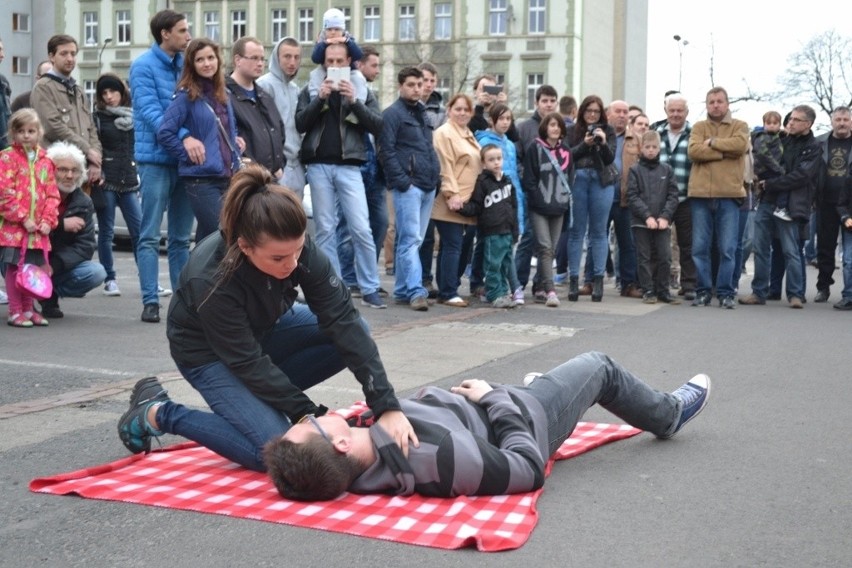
[30, 420, 641, 552]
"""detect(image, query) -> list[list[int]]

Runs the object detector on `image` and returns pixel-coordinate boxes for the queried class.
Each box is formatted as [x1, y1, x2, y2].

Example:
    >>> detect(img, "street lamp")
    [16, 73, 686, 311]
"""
[673, 35, 689, 92]
[97, 37, 113, 76]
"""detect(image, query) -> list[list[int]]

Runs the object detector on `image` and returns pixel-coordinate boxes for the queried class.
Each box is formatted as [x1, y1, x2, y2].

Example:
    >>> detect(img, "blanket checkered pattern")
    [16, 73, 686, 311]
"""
[30, 414, 641, 552]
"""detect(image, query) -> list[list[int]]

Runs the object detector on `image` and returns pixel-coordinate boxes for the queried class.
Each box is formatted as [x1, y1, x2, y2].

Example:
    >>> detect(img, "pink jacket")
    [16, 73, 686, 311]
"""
[0, 144, 60, 251]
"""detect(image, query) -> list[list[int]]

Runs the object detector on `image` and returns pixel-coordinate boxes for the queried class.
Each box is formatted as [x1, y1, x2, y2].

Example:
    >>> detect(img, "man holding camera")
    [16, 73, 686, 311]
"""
[469, 74, 517, 139]
[295, 43, 386, 309]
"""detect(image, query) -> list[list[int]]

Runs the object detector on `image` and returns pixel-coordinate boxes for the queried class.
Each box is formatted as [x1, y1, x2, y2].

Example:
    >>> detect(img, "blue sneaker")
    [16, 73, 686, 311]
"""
[659, 374, 711, 439]
[360, 291, 387, 309]
[118, 377, 169, 454]
[553, 272, 568, 286]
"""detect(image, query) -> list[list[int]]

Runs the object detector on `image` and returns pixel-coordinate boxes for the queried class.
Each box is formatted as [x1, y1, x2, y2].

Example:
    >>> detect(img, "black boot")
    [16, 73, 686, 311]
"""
[591, 276, 604, 302]
[40, 292, 64, 319]
[568, 277, 579, 301]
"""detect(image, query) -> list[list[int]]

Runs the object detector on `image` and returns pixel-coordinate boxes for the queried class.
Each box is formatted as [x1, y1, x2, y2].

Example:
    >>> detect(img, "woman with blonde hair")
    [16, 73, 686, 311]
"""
[431, 93, 481, 307]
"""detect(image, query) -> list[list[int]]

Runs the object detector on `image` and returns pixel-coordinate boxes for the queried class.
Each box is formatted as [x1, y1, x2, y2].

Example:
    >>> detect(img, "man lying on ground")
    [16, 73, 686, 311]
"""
[264, 351, 711, 501]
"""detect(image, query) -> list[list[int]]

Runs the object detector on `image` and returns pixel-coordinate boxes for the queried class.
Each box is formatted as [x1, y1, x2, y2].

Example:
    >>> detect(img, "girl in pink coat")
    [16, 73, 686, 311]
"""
[0, 109, 61, 327]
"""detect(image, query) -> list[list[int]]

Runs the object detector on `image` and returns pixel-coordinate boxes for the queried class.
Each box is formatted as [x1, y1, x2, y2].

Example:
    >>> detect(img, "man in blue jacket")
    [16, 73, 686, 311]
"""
[129, 10, 193, 323]
[378, 67, 440, 311]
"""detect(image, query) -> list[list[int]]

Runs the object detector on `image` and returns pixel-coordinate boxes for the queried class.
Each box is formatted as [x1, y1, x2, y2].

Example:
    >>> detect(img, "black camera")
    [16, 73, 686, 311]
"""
[587, 124, 604, 143]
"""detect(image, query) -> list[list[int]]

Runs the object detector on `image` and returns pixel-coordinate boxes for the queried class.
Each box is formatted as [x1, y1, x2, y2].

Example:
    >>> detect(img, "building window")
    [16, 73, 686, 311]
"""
[436, 77, 451, 102]
[399, 5, 416, 41]
[298, 9, 314, 44]
[83, 12, 99, 46]
[12, 56, 31, 76]
[13, 13, 31, 32]
[489, 0, 507, 36]
[529, 0, 545, 34]
[204, 11, 220, 42]
[232, 10, 247, 42]
[116, 10, 132, 45]
[434, 3, 451, 40]
[271, 9, 287, 42]
[184, 13, 194, 36]
[526, 73, 544, 111]
[363, 6, 380, 42]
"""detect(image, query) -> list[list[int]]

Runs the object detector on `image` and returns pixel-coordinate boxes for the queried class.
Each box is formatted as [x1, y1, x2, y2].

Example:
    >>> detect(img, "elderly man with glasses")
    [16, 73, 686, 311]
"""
[38, 141, 107, 318]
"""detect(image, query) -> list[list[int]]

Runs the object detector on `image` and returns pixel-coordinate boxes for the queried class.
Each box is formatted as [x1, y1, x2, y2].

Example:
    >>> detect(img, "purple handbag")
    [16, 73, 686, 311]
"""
[16, 240, 53, 300]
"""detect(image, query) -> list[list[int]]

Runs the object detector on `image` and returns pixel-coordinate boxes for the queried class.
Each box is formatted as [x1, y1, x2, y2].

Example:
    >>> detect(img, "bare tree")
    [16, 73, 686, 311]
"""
[780, 29, 852, 118]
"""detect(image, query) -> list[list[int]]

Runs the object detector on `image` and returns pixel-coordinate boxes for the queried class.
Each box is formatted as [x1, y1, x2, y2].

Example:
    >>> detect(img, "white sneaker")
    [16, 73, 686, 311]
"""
[772, 208, 792, 222]
[0, 289, 7, 304]
[103, 280, 121, 296]
[512, 287, 525, 305]
[157, 285, 172, 297]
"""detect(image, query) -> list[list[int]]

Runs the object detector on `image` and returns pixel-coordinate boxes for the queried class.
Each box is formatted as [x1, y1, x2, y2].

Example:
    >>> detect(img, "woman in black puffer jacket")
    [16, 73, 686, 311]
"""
[94, 73, 141, 297]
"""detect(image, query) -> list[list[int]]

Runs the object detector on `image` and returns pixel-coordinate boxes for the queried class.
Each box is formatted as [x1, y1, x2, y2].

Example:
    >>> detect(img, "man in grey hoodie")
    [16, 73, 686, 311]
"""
[258, 37, 305, 198]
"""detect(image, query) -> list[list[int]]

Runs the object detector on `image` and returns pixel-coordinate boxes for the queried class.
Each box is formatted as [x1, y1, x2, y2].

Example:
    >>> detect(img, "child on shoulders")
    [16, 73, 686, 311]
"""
[308, 8, 368, 103]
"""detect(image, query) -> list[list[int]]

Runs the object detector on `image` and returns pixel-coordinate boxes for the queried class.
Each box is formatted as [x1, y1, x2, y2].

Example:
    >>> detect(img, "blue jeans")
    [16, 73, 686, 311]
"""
[568, 168, 615, 278]
[842, 229, 852, 300]
[732, 208, 752, 289]
[749, 202, 804, 300]
[524, 351, 680, 456]
[184, 176, 229, 243]
[433, 220, 465, 300]
[392, 186, 435, 301]
[137, 164, 194, 305]
[690, 198, 739, 298]
[54, 260, 107, 298]
[156, 304, 350, 471]
[804, 210, 817, 263]
[609, 202, 638, 286]
[307, 163, 380, 295]
[95, 190, 142, 281]
[337, 182, 389, 288]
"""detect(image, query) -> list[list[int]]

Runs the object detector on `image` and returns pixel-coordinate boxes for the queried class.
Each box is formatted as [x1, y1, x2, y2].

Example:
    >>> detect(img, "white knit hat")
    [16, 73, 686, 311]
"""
[323, 8, 346, 30]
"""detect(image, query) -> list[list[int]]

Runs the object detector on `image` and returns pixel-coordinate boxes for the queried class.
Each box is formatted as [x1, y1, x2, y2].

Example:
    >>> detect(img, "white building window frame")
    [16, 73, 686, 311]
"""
[271, 9, 288, 42]
[363, 6, 381, 42]
[298, 8, 315, 44]
[204, 11, 221, 43]
[526, 72, 544, 112]
[399, 5, 416, 42]
[232, 9, 247, 43]
[83, 12, 99, 47]
[116, 10, 132, 45]
[434, 3, 452, 41]
[488, 0, 507, 36]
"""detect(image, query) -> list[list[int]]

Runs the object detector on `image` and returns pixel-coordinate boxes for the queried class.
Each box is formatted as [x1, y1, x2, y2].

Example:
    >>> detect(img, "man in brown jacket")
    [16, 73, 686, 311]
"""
[686, 87, 749, 309]
[31, 34, 102, 185]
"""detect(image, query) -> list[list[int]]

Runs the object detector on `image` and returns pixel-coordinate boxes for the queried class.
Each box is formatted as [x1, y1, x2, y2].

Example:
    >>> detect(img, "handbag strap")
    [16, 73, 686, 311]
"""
[203, 101, 240, 157]
[18, 238, 49, 270]
[538, 141, 574, 228]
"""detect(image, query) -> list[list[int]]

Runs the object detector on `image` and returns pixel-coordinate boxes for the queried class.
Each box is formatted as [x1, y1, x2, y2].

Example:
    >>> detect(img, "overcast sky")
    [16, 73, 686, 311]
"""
[644, 0, 852, 130]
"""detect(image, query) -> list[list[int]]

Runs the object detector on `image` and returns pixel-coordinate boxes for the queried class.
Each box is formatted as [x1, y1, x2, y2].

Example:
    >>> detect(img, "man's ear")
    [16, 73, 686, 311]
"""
[332, 435, 351, 455]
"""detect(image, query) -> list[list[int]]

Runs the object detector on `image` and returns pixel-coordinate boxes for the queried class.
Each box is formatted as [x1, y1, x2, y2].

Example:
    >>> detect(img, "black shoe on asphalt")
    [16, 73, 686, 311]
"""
[767, 293, 782, 301]
[117, 377, 170, 454]
[141, 303, 160, 323]
[833, 298, 852, 311]
[814, 289, 830, 303]
[657, 292, 682, 305]
[40, 303, 64, 319]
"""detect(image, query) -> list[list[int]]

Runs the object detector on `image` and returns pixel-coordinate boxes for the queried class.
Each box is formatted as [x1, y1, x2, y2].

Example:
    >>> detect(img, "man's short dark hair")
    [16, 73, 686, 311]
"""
[417, 61, 438, 76]
[397, 66, 422, 85]
[263, 437, 363, 501]
[361, 45, 380, 61]
[536, 85, 558, 102]
[792, 104, 817, 125]
[473, 74, 497, 91]
[47, 35, 77, 55]
[628, 104, 644, 113]
[559, 95, 577, 115]
[150, 10, 186, 45]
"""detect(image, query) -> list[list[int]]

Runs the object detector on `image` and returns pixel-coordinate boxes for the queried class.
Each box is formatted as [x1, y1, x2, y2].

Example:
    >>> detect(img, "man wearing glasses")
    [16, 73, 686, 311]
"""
[738, 106, 822, 308]
[226, 37, 285, 180]
[263, 351, 711, 501]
